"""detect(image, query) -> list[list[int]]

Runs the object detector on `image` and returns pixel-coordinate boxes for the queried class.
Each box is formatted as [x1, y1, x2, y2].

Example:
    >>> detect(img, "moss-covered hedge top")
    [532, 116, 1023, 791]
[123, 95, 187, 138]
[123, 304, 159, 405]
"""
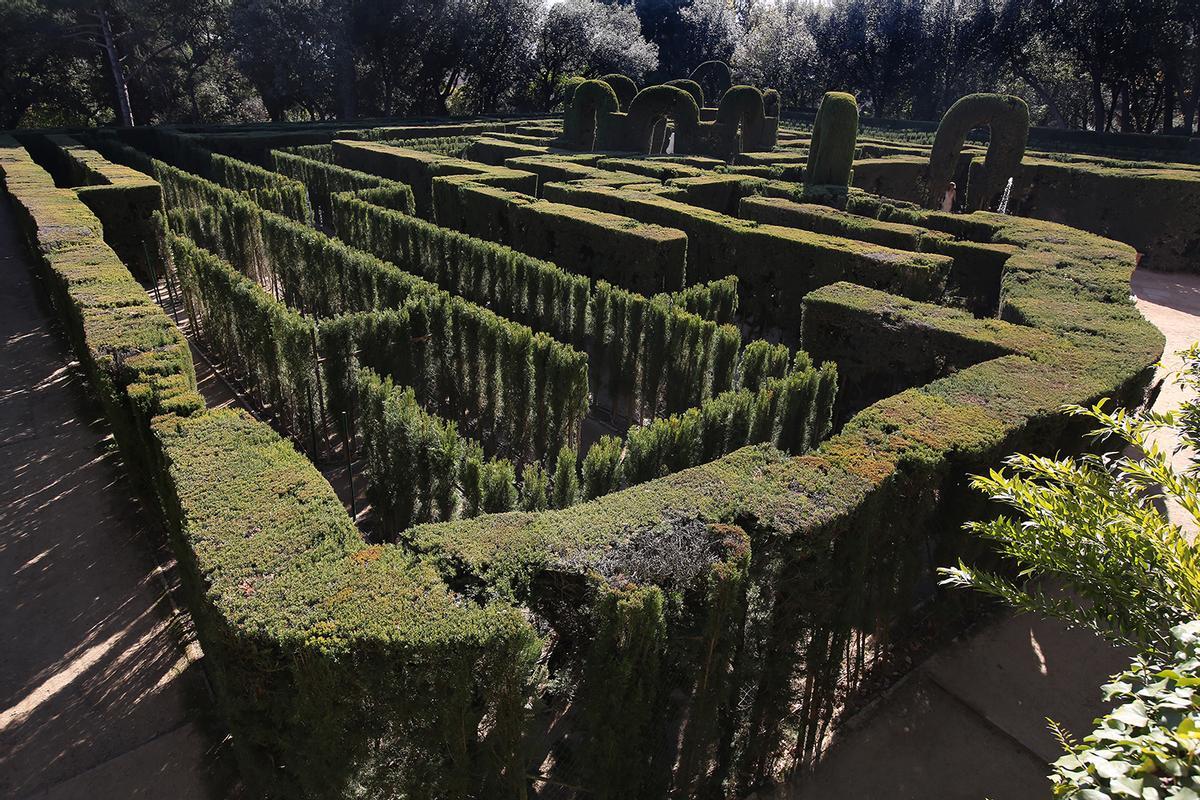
[155, 409, 532, 655]
[48, 134, 160, 190]
[408, 201, 1162, 600]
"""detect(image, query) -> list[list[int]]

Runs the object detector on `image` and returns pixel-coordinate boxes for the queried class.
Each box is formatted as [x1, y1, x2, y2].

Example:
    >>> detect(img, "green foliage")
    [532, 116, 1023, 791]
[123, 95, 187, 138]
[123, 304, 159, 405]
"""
[169, 232, 318, 447]
[210, 151, 313, 223]
[926, 93, 1030, 210]
[582, 434, 624, 500]
[0, 137, 200, 479]
[270, 149, 415, 223]
[331, 190, 589, 347]
[1050, 621, 1200, 800]
[43, 135, 163, 282]
[552, 444, 580, 509]
[520, 461, 549, 511]
[665, 78, 705, 109]
[600, 73, 638, 111]
[806, 91, 860, 188]
[941, 356, 1200, 657]
[624, 84, 702, 153]
[357, 368, 519, 531]
[736, 339, 791, 391]
[580, 356, 836, 495]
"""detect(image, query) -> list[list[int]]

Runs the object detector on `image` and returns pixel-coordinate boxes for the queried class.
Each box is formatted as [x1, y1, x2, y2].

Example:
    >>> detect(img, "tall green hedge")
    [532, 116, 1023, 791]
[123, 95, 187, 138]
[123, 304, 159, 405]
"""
[169, 232, 320, 451]
[270, 148, 415, 224]
[331, 189, 589, 346]
[356, 367, 519, 532]
[320, 301, 588, 464]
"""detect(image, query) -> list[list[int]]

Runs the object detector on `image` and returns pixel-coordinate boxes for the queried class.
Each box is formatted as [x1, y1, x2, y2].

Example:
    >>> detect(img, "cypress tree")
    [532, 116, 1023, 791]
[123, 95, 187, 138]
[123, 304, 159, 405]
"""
[552, 445, 579, 509]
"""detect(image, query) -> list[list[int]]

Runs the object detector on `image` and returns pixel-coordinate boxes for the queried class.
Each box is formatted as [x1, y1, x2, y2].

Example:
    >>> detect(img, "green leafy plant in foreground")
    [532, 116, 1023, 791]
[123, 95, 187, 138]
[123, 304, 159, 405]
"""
[940, 345, 1200, 658]
[1049, 620, 1200, 799]
[942, 346, 1200, 798]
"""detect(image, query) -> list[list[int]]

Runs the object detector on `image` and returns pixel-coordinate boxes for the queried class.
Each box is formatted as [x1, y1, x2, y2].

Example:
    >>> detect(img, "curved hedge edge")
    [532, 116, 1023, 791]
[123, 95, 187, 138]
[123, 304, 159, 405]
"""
[2, 135, 541, 798]
[405, 205, 1163, 792]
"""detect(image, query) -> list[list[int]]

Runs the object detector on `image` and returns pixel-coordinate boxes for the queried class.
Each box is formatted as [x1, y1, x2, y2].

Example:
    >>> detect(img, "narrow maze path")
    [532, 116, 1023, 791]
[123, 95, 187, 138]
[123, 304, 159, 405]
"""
[767, 267, 1200, 800]
[0, 198, 229, 798]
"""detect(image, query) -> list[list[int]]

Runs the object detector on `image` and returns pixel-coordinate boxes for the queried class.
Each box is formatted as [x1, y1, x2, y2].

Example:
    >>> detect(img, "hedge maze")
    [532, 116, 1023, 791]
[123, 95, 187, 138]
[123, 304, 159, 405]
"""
[0, 85, 1166, 799]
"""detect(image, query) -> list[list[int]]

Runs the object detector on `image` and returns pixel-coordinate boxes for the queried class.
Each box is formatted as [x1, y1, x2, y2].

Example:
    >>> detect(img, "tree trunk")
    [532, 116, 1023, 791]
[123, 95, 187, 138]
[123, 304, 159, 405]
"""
[97, 5, 133, 127]
[1091, 73, 1104, 131]
[333, 5, 356, 120]
[1164, 64, 1177, 133]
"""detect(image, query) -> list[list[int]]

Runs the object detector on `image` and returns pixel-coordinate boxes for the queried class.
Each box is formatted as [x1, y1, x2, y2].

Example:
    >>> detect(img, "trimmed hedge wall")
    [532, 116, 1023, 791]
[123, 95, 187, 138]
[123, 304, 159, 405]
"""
[431, 176, 690, 294]
[269, 148, 415, 224]
[331, 189, 590, 346]
[319, 301, 588, 465]
[2, 135, 542, 799]
[43, 134, 163, 282]
[406, 199, 1162, 796]
[540, 181, 953, 337]
[6, 125, 1170, 799]
[0, 136, 200, 472]
[169, 233, 320, 448]
[331, 139, 537, 218]
[994, 155, 1200, 273]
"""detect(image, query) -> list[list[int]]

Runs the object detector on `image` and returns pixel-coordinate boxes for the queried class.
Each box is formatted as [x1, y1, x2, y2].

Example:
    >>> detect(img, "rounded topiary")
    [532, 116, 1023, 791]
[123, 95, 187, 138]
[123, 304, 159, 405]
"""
[626, 85, 701, 153]
[715, 85, 766, 154]
[665, 78, 705, 110]
[688, 61, 733, 105]
[564, 79, 620, 150]
[805, 91, 859, 188]
[926, 93, 1030, 210]
[561, 76, 585, 107]
[762, 88, 781, 118]
[601, 73, 639, 112]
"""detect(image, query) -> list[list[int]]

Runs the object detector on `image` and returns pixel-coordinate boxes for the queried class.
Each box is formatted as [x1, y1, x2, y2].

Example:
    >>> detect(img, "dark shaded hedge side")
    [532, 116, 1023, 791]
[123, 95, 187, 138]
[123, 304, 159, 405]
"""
[1, 136, 541, 800]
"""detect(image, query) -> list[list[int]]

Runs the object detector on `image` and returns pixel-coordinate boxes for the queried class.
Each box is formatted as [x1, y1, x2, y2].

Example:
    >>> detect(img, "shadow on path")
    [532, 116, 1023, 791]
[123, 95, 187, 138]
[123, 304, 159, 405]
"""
[0, 196, 233, 798]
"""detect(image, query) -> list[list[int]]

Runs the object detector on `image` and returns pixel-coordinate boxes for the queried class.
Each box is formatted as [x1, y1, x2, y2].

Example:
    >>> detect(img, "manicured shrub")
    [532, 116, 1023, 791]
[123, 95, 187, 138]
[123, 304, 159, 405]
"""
[625, 85, 702, 154]
[552, 444, 579, 508]
[665, 78, 705, 109]
[44, 134, 163, 282]
[581, 434, 624, 500]
[660, 275, 739, 324]
[520, 462, 549, 511]
[331, 189, 589, 346]
[688, 60, 733, 105]
[270, 149, 415, 224]
[806, 91, 860, 188]
[714, 86, 767, 154]
[600, 73, 638, 112]
[169, 233, 319, 450]
[926, 93, 1029, 210]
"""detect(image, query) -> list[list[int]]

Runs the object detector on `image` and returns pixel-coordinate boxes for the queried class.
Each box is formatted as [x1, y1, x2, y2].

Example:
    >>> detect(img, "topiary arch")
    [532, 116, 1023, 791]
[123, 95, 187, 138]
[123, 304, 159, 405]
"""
[925, 93, 1030, 210]
[564, 79, 620, 151]
[625, 85, 701, 154]
[689, 60, 733, 105]
[600, 73, 638, 112]
[806, 91, 859, 188]
[665, 78, 705, 110]
[715, 86, 767, 153]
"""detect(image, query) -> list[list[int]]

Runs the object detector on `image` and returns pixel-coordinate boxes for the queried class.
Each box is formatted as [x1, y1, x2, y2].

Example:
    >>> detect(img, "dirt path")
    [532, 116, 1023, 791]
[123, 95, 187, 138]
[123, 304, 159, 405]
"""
[765, 268, 1200, 800]
[0, 198, 228, 798]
